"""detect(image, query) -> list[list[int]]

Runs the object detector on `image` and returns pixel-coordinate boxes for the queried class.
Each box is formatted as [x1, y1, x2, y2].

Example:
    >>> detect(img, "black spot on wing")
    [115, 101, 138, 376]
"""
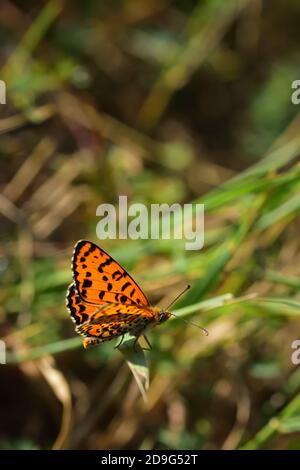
[99, 291, 105, 300]
[112, 270, 123, 280]
[82, 279, 92, 288]
[121, 281, 131, 292]
[130, 288, 136, 298]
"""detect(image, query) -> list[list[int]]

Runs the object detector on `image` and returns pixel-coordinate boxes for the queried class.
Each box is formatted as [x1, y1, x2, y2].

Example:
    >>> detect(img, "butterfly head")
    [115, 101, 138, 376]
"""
[155, 309, 171, 325]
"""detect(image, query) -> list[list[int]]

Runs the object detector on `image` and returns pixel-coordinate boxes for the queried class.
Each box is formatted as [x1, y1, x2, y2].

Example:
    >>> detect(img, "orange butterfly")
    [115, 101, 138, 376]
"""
[66, 240, 173, 349]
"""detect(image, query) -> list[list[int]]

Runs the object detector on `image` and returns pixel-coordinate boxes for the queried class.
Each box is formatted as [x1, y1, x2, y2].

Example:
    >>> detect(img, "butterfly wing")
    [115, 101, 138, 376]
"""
[72, 240, 150, 307]
[66, 282, 154, 344]
[76, 303, 154, 340]
[66, 283, 97, 326]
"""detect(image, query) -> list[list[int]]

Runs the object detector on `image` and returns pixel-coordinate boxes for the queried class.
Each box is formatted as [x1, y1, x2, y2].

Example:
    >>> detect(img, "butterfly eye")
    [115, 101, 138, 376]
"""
[158, 311, 168, 323]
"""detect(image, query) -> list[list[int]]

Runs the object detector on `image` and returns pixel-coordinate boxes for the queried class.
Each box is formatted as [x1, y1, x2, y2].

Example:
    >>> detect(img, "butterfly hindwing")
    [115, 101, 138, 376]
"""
[72, 240, 150, 307]
[76, 304, 154, 341]
[67, 282, 154, 343]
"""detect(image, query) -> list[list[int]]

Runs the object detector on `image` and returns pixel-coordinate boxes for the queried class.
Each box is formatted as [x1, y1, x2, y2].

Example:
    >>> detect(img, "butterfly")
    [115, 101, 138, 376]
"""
[66, 240, 174, 349]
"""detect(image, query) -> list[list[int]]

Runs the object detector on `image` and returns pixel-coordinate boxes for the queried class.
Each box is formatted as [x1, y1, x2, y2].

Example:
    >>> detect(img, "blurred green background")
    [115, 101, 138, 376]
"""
[1, 0, 300, 450]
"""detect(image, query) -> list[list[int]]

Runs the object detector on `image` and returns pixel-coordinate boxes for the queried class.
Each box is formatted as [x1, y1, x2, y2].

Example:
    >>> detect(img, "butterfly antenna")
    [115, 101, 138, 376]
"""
[169, 312, 209, 336]
[165, 285, 191, 310]
[165, 285, 209, 336]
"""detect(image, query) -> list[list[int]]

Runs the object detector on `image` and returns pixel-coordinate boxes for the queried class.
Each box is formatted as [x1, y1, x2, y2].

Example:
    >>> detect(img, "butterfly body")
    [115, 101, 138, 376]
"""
[66, 240, 171, 349]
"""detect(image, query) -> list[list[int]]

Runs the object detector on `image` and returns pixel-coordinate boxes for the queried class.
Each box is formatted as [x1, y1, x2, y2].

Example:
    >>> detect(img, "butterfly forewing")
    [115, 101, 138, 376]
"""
[66, 283, 98, 326]
[72, 240, 150, 307]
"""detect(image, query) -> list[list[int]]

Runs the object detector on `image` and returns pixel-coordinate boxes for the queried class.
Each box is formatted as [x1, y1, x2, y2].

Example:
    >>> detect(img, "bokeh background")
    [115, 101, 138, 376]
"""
[1, 0, 300, 450]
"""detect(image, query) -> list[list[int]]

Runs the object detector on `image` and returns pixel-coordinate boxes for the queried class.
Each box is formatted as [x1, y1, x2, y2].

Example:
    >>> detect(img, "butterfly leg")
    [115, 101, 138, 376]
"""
[114, 335, 125, 349]
[142, 334, 152, 350]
